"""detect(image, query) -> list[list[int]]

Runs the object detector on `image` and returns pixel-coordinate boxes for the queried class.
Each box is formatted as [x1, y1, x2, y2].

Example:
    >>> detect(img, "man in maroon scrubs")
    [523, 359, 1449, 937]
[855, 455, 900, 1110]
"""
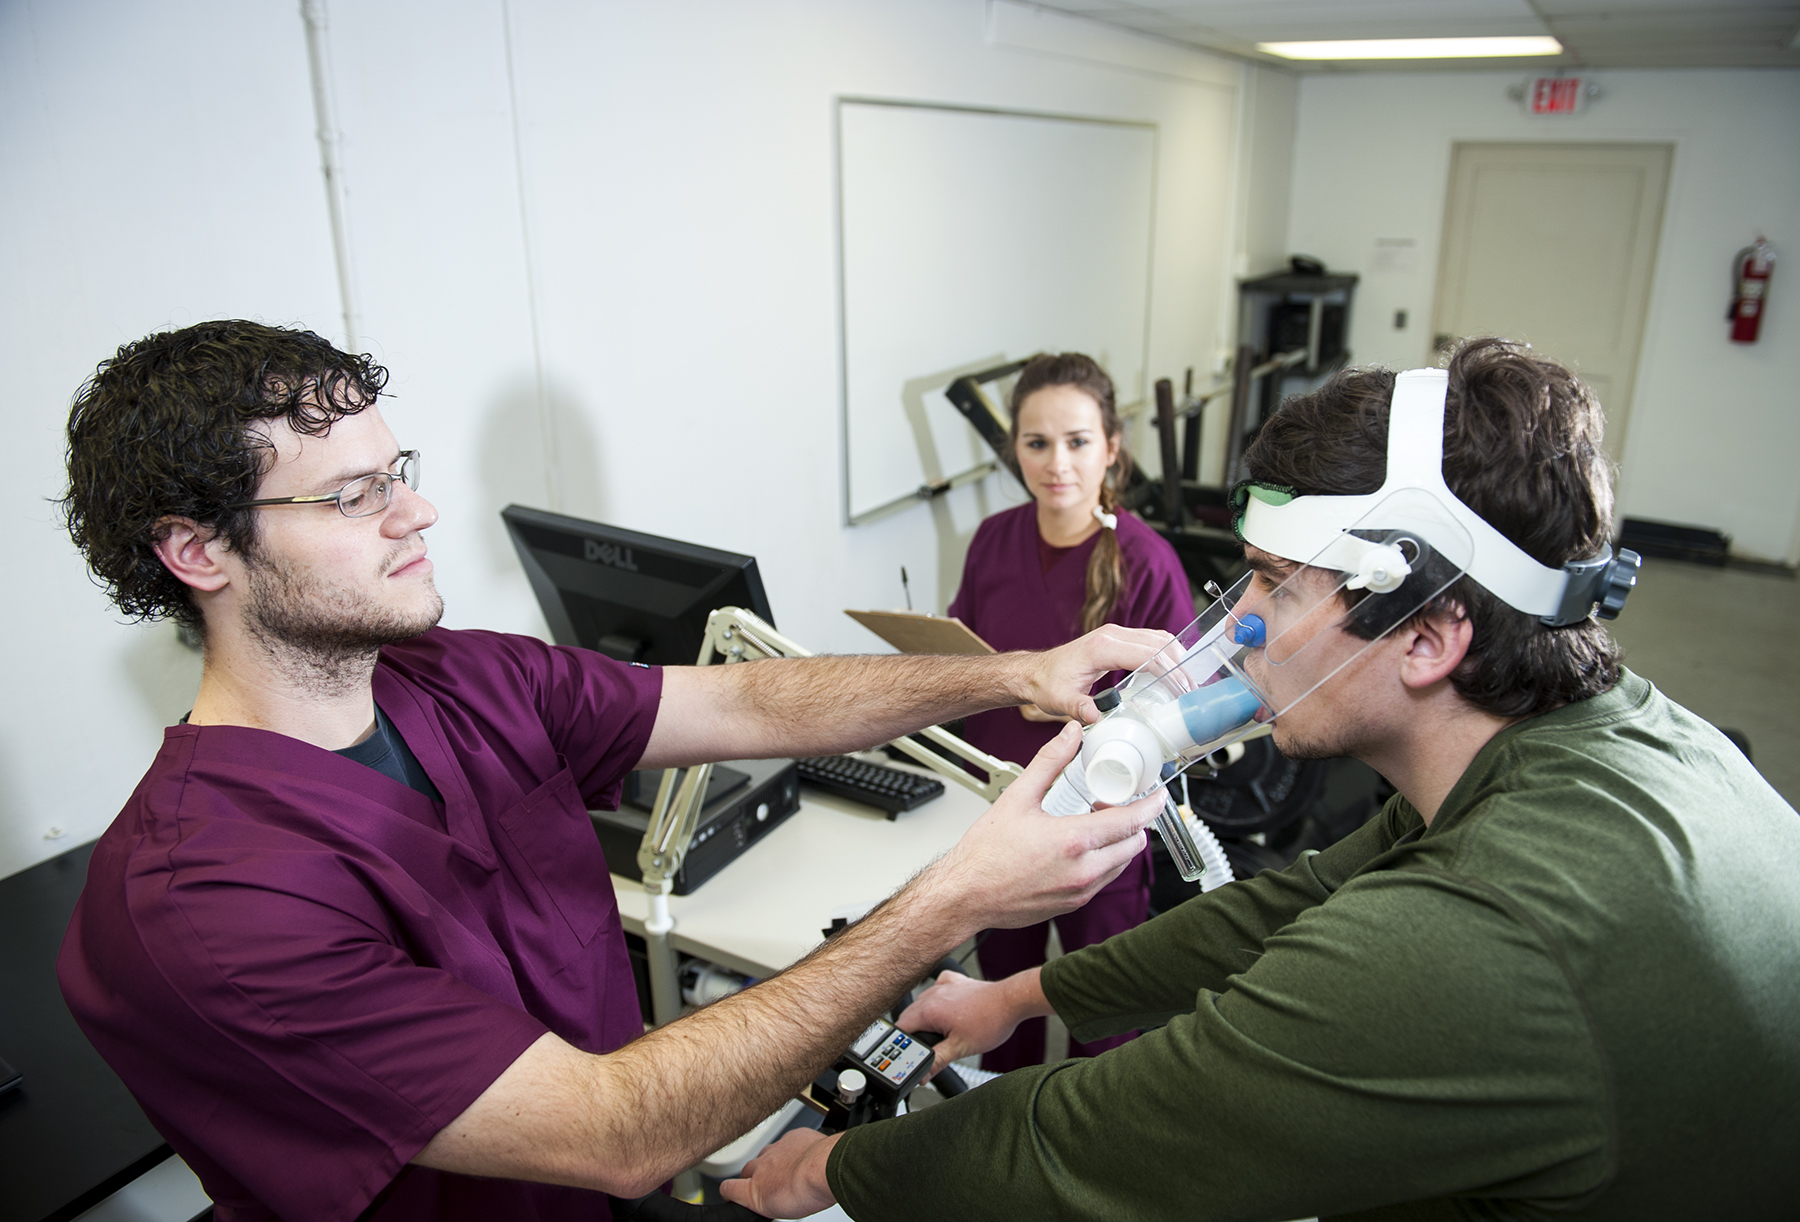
[55, 321, 1165, 1222]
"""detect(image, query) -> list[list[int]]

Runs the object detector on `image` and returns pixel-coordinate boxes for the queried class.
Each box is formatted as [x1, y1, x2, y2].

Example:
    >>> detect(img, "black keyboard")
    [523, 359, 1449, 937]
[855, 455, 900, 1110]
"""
[796, 755, 945, 817]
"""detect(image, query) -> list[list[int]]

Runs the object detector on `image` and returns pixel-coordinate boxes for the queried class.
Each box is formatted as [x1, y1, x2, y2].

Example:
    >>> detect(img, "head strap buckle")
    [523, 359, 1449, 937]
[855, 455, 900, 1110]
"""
[1544, 546, 1640, 627]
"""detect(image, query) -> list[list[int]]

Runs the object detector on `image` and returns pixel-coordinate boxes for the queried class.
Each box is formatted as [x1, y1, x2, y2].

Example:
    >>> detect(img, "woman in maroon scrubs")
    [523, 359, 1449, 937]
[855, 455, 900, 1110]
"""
[947, 352, 1195, 1072]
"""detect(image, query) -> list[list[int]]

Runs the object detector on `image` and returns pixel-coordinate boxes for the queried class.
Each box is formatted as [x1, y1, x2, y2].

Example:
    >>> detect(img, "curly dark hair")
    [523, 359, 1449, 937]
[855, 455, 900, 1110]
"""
[60, 320, 388, 632]
[1243, 337, 1622, 718]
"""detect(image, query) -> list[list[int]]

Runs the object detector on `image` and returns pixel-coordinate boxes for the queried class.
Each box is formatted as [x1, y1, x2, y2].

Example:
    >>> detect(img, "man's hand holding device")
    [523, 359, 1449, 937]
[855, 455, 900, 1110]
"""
[1018, 626, 1173, 725]
[721, 725, 1160, 1218]
[918, 720, 1163, 931]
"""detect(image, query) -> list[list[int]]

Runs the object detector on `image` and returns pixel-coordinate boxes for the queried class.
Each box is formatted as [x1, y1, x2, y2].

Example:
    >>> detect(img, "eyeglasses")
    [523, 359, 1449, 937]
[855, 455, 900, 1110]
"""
[230, 451, 421, 519]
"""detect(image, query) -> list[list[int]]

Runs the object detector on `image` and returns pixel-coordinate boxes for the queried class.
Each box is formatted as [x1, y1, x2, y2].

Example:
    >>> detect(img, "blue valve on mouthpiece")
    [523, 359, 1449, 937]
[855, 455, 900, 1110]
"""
[1233, 614, 1266, 648]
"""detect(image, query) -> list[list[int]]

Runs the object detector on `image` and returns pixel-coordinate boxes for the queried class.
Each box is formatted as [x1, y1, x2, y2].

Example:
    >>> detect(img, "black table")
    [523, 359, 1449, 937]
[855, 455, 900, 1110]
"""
[0, 841, 174, 1222]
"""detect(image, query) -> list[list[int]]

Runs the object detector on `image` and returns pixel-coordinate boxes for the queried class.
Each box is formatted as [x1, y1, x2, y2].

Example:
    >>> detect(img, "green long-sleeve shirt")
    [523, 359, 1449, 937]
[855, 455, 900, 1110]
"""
[829, 672, 1800, 1220]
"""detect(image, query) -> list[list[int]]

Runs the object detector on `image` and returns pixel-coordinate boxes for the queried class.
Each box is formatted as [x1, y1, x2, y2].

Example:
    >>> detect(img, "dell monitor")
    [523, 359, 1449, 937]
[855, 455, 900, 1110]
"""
[501, 505, 774, 666]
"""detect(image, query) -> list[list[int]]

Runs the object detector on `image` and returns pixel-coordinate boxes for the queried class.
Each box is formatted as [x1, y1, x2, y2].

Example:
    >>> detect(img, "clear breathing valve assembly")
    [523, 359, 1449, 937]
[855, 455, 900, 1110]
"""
[1040, 585, 1276, 885]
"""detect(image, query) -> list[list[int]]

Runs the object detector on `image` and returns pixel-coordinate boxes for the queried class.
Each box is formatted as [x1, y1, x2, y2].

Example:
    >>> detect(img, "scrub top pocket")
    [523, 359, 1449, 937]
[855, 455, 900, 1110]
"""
[495, 761, 614, 949]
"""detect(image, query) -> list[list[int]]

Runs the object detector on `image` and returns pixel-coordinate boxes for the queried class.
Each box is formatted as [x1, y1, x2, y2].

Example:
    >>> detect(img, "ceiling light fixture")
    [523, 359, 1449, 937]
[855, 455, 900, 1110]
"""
[1258, 36, 1563, 60]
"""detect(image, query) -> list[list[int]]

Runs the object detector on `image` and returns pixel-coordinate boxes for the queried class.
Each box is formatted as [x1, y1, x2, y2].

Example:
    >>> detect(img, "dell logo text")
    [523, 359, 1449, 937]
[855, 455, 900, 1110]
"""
[584, 540, 639, 572]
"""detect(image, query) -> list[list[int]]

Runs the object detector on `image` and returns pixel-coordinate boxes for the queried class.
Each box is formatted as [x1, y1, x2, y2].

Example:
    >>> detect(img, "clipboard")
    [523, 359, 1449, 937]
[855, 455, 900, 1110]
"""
[845, 609, 996, 656]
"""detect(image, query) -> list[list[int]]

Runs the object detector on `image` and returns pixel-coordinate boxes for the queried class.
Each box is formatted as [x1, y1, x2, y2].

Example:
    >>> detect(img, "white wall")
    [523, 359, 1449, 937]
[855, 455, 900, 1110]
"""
[1203, 63, 1299, 485]
[1285, 68, 1800, 565]
[1237, 66, 1299, 282]
[0, 0, 341, 873]
[0, 0, 1277, 876]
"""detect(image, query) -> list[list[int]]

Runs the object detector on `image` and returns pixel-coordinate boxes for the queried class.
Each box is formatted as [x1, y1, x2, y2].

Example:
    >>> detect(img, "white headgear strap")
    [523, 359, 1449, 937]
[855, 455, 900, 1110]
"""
[1241, 369, 1576, 620]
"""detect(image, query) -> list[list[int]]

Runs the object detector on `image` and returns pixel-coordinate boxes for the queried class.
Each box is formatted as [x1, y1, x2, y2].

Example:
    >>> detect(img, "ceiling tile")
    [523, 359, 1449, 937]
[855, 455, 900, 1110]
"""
[1023, 0, 1143, 9]
[1141, 1, 1548, 42]
[1571, 44, 1800, 62]
[1149, 0, 1538, 17]
[1550, 11, 1800, 45]
[1538, 0, 1796, 12]
[1032, 0, 1800, 67]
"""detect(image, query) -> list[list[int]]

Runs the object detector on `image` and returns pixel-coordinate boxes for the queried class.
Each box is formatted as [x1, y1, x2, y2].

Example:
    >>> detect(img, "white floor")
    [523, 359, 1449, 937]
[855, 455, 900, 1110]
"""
[1607, 558, 1799, 807]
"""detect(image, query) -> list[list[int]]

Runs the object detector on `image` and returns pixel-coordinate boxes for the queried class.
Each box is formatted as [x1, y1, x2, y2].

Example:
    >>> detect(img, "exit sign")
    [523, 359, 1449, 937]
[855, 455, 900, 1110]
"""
[1528, 77, 1585, 115]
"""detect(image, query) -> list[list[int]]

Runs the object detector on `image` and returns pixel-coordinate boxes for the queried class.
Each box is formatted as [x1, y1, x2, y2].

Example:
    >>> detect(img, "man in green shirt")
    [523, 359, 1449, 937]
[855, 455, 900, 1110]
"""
[724, 338, 1800, 1220]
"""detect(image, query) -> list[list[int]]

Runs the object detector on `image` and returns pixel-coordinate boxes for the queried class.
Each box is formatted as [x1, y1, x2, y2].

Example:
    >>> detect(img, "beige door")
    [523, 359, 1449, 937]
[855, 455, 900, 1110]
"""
[1432, 142, 1672, 463]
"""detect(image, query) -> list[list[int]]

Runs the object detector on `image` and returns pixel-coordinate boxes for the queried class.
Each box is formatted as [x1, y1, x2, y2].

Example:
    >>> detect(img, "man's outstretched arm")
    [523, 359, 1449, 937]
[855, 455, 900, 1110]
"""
[413, 724, 1162, 1196]
[637, 625, 1172, 769]
[725, 870, 1608, 1222]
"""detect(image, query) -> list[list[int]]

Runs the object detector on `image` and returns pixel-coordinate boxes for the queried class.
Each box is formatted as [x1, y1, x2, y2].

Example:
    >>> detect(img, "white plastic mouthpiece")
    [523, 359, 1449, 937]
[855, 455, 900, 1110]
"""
[1081, 717, 1166, 805]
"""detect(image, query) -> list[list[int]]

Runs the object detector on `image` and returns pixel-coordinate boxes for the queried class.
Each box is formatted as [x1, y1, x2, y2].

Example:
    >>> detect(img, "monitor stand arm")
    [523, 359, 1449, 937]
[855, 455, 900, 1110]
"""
[637, 605, 1026, 1028]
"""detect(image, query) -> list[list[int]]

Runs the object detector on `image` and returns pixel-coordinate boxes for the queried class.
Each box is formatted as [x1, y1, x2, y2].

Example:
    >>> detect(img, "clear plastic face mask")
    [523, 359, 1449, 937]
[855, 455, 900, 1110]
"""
[1041, 488, 1473, 880]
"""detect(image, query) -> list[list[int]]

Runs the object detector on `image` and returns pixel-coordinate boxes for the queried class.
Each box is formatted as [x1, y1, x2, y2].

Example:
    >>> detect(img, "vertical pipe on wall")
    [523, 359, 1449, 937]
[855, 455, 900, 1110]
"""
[300, 0, 361, 352]
[499, 0, 559, 512]
[1210, 63, 1256, 489]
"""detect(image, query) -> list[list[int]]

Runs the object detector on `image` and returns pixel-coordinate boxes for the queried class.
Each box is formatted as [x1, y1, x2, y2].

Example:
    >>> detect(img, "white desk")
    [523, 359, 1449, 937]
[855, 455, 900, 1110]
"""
[608, 760, 993, 980]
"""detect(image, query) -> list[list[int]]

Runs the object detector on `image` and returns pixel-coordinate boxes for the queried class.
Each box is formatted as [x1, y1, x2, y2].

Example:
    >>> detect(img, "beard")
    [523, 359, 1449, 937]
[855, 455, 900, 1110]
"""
[240, 548, 444, 693]
[1267, 719, 1357, 763]
[1243, 655, 1361, 764]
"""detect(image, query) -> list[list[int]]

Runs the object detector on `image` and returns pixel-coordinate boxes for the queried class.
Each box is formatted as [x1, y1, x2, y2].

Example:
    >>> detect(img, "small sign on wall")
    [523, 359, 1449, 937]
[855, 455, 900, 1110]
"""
[1509, 76, 1598, 115]
[1531, 77, 1583, 114]
[1371, 237, 1418, 273]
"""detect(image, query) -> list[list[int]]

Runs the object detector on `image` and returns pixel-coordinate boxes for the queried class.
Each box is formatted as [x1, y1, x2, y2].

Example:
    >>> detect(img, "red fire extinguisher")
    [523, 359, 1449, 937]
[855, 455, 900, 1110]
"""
[1728, 237, 1775, 344]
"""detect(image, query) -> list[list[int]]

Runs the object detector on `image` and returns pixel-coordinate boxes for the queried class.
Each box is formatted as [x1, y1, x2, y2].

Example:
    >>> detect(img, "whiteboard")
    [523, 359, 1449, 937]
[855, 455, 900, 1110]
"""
[838, 100, 1156, 523]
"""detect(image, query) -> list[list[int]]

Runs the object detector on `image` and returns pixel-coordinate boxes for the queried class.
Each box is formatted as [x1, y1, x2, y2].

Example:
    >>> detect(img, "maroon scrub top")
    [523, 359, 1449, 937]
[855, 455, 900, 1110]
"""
[57, 627, 662, 1222]
[948, 501, 1195, 771]
[948, 502, 1194, 1069]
